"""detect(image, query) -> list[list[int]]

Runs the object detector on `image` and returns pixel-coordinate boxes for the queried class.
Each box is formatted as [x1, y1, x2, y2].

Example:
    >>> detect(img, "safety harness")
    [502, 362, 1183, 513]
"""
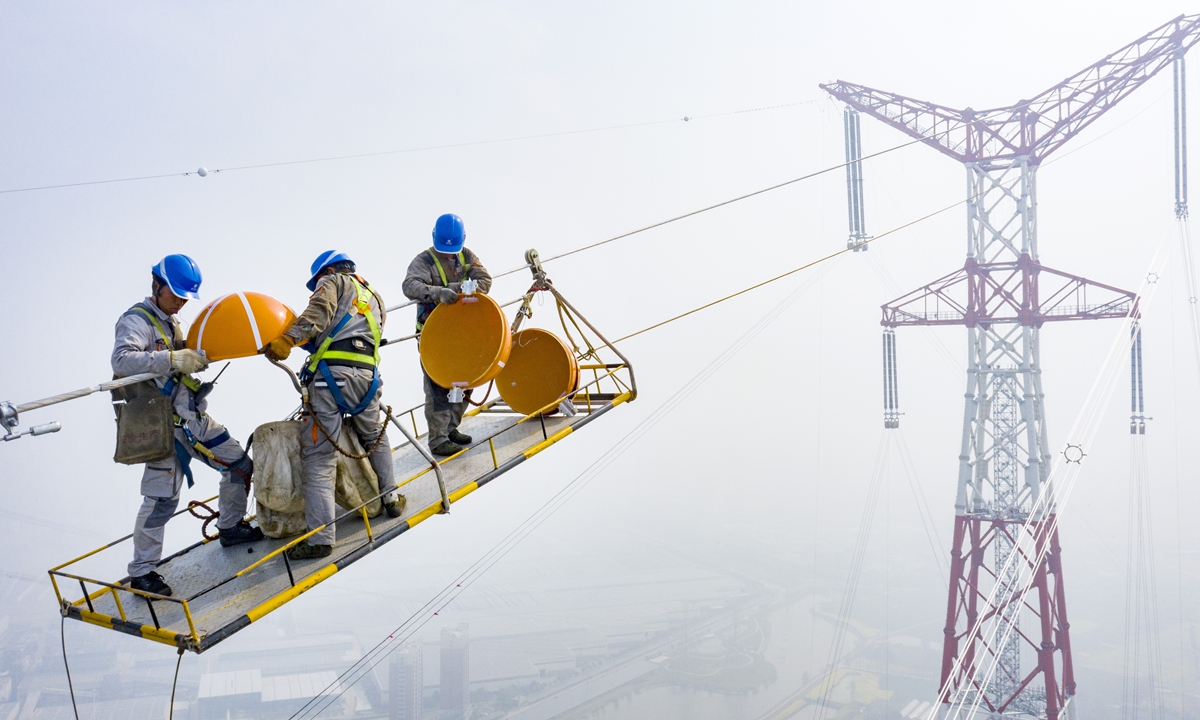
[301, 275, 382, 417]
[416, 249, 467, 332]
[131, 305, 232, 488]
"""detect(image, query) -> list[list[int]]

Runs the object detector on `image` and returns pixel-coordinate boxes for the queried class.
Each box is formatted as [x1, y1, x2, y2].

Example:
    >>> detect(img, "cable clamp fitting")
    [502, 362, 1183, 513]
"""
[0, 401, 17, 437]
[525, 248, 549, 288]
[448, 383, 469, 404]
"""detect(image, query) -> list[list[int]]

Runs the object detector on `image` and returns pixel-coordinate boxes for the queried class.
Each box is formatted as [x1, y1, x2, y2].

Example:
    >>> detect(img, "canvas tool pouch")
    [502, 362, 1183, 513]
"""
[250, 419, 383, 539]
[112, 379, 174, 465]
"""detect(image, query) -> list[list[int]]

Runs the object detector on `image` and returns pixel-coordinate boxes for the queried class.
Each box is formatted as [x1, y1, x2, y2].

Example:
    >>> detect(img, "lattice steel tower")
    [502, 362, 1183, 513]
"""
[823, 14, 1200, 720]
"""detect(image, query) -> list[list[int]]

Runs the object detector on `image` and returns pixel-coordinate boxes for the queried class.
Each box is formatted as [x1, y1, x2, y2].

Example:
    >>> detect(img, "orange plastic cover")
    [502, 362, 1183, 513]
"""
[420, 293, 512, 389]
[496, 328, 580, 416]
[186, 292, 297, 361]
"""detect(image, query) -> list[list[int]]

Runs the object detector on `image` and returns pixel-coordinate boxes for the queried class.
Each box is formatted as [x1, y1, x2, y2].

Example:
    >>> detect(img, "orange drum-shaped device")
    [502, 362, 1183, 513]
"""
[420, 293, 512, 389]
[496, 328, 580, 416]
[186, 292, 297, 361]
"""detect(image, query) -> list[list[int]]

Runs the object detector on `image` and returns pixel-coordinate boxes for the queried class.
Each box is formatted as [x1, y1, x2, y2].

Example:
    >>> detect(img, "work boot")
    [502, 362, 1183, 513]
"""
[130, 571, 172, 597]
[383, 492, 406, 518]
[448, 430, 473, 445]
[431, 440, 463, 456]
[287, 542, 333, 560]
[219, 521, 265, 548]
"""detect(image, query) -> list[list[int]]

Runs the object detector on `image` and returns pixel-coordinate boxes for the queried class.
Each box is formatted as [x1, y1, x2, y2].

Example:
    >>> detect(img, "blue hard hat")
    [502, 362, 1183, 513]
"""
[432, 213, 466, 254]
[151, 254, 202, 301]
[307, 250, 355, 292]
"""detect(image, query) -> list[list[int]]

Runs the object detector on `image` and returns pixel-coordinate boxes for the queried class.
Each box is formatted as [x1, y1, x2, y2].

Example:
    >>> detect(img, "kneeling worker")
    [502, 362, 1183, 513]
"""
[402, 213, 493, 456]
[265, 251, 404, 560]
[113, 254, 261, 598]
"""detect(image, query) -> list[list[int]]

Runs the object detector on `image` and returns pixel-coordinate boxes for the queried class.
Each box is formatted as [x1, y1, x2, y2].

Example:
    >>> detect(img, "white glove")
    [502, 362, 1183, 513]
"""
[171, 349, 209, 375]
[437, 287, 459, 305]
[461, 277, 479, 295]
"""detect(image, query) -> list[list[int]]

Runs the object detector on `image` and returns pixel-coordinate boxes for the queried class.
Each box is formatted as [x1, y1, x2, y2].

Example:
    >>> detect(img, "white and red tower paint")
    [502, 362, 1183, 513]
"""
[824, 14, 1200, 720]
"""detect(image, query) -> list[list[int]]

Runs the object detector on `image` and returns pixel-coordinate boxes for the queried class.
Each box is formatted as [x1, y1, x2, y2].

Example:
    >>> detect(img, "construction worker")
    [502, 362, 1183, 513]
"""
[265, 251, 405, 560]
[112, 254, 261, 598]
[402, 213, 493, 456]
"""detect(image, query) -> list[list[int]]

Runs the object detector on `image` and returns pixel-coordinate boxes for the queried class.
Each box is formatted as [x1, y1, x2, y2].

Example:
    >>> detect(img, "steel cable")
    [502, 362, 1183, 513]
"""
[0, 101, 814, 195]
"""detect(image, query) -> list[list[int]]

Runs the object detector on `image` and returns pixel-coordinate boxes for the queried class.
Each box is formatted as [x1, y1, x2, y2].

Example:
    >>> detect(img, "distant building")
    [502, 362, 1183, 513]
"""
[389, 640, 423, 720]
[440, 624, 470, 719]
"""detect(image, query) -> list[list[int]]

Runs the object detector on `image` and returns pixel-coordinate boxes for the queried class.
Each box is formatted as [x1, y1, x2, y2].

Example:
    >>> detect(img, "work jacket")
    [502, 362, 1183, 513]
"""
[285, 272, 386, 373]
[402, 247, 492, 330]
[111, 298, 207, 419]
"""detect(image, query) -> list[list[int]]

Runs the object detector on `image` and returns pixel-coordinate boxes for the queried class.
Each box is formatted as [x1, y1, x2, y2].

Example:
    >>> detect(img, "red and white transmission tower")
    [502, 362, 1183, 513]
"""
[823, 14, 1200, 720]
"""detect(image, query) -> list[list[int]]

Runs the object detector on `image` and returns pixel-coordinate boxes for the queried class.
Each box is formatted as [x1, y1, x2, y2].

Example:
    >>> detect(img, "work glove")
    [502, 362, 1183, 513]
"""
[170, 349, 209, 375]
[436, 287, 459, 305]
[264, 335, 297, 361]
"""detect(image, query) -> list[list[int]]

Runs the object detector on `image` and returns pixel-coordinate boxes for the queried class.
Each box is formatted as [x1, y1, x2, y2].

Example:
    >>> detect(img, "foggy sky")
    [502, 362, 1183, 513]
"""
[1, 2, 1196, 716]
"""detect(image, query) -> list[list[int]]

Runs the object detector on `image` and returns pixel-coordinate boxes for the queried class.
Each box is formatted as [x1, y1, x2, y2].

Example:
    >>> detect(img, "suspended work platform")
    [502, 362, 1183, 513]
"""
[48, 275, 635, 654]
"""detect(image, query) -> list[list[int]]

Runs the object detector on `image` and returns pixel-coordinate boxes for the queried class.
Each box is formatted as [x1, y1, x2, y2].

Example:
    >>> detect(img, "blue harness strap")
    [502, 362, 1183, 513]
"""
[304, 292, 382, 417]
[174, 440, 195, 489]
[317, 362, 381, 417]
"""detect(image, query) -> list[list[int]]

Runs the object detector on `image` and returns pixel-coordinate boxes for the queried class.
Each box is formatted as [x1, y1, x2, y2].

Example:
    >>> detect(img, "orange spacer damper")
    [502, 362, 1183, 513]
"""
[496, 328, 580, 416]
[419, 293, 513, 390]
[186, 292, 297, 361]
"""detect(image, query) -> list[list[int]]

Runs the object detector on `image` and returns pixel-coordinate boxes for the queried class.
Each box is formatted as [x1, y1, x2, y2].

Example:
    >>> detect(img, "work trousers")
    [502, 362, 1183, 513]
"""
[423, 370, 470, 451]
[300, 365, 398, 546]
[128, 414, 248, 578]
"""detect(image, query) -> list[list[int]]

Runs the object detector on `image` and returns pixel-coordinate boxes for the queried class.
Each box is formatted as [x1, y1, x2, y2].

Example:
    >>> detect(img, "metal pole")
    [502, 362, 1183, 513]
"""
[2, 371, 161, 439]
[386, 410, 450, 513]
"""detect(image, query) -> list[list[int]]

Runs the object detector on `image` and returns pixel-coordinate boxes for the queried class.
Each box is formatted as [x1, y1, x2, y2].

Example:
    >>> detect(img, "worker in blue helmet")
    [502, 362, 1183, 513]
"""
[402, 214, 493, 456]
[111, 255, 262, 597]
[265, 250, 405, 560]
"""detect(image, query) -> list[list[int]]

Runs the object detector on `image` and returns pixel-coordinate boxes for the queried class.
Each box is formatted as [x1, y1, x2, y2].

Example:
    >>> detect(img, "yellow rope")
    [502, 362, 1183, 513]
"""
[611, 192, 978, 345]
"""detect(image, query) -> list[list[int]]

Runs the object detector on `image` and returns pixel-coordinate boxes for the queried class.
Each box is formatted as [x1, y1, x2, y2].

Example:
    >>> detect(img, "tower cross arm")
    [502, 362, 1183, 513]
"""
[881, 258, 1138, 328]
[822, 14, 1200, 165]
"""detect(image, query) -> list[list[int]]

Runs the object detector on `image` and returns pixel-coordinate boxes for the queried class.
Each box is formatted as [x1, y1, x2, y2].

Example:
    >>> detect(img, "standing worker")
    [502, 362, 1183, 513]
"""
[113, 255, 261, 598]
[402, 213, 493, 456]
[265, 251, 405, 560]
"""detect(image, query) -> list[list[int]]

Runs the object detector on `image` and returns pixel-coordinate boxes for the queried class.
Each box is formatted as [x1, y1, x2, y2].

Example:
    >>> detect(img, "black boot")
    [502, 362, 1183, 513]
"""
[130, 571, 172, 597]
[431, 441, 463, 456]
[287, 542, 333, 560]
[383, 492, 406, 518]
[448, 430, 473, 445]
[219, 521, 265, 547]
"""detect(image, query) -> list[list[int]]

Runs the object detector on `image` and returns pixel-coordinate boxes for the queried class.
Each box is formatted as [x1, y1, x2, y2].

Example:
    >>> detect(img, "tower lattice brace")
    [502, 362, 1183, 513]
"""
[823, 14, 1200, 719]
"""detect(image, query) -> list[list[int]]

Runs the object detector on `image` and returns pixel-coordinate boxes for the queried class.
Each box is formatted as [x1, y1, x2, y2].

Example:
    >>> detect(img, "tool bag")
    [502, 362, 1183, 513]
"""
[249, 420, 384, 539]
[112, 379, 174, 465]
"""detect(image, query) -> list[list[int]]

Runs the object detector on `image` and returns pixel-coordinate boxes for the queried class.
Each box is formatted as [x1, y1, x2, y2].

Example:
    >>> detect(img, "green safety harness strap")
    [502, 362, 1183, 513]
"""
[303, 276, 383, 417]
[416, 249, 467, 332]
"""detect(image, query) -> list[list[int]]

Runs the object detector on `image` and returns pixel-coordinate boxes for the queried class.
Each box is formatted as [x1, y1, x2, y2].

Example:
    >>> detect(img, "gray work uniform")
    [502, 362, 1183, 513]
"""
[286, 273, 398, 547]
[112, 298, 250, 579]
[401, 248, 492, 450]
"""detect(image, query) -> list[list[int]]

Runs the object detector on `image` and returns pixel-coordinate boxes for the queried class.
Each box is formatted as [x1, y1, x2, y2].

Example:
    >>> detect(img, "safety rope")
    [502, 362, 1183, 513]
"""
[60, 617, 80, 720]
[186, 500, 221, 541]
[169, 648, 184, 720]
[466, 381, 492, 408]
[302, 397, 391, 460]
[556, 297, 601, 362]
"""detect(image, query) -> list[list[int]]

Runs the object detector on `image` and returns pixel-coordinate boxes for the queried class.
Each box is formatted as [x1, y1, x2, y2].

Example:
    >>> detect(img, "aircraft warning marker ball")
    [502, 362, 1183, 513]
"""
[496, 328, 579, 416]
[420, 292, 512, 389]
[186, 292, 297, 361]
